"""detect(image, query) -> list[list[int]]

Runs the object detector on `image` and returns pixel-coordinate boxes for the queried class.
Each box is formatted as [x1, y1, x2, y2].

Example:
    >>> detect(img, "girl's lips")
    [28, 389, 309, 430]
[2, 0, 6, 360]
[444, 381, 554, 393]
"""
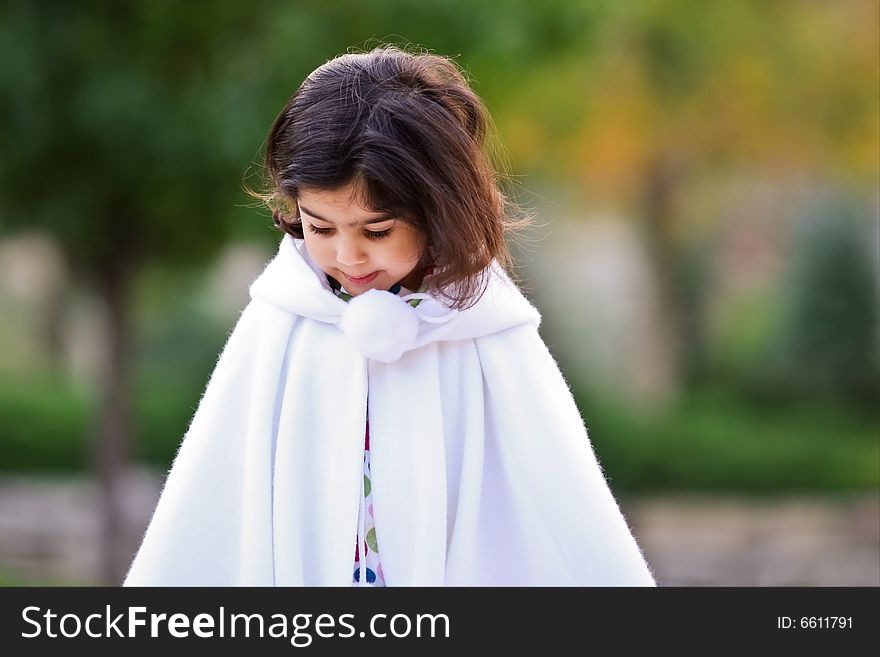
[342, 271, 379, 285]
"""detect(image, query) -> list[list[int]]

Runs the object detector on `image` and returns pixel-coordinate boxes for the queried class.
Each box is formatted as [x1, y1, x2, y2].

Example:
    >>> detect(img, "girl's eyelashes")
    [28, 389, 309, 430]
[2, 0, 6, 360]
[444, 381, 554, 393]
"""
[305, 223, 393, 240]
[305, 224, 332, 236]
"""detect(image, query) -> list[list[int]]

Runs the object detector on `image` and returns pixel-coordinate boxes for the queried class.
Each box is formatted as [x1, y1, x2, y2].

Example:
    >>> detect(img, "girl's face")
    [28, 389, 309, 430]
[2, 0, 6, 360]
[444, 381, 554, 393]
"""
[297, 185, 425, 296]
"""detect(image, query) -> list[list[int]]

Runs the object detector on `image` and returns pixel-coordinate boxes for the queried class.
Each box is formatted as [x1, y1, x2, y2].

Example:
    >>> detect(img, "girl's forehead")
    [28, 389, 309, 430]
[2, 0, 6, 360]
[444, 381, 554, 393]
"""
[298, 187, 391, 223]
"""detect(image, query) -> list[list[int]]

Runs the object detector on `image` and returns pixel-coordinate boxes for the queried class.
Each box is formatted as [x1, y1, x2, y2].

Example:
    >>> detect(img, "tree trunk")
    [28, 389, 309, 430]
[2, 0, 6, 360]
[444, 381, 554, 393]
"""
[42, 282, 69, 372]
[93, 260, 133, 585]
[641, 153, 686, 394]
[642, 152, 709, 394]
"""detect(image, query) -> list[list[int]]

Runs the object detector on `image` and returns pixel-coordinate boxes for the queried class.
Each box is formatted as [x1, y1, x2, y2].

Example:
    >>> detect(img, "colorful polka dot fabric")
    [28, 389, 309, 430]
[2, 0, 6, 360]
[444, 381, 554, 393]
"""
[327, 271, 430, 587]
[353, 419, 384, 586]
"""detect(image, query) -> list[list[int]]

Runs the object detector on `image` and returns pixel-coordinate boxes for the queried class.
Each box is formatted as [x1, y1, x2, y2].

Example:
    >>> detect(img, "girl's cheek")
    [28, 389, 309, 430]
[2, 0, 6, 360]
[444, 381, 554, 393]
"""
[307, 237, 332, 264]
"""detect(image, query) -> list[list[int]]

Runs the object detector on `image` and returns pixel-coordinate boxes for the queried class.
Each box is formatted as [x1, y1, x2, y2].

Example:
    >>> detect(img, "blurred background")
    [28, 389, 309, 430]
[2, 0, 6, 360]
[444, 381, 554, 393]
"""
[0, 0, 877, 586]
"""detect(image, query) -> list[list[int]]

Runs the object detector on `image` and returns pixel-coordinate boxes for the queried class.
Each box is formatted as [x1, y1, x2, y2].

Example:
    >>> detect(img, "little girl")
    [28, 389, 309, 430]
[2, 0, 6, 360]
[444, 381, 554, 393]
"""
[124, 45, 656, 587]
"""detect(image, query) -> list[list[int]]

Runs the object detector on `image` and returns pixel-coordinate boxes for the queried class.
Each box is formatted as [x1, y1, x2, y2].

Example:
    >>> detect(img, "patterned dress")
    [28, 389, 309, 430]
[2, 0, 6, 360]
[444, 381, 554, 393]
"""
[353, 417, 383, 585]
[328, 273, 428, 587]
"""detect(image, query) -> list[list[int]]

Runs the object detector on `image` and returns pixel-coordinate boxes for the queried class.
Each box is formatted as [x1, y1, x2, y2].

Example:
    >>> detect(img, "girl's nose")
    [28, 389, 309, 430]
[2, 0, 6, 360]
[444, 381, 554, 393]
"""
[336, 238, 368, 267]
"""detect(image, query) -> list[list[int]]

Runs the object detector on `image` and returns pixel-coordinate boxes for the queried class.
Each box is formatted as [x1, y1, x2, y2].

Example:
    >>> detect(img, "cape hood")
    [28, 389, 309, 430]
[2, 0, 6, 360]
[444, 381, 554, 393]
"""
[249, 235, 542, 361]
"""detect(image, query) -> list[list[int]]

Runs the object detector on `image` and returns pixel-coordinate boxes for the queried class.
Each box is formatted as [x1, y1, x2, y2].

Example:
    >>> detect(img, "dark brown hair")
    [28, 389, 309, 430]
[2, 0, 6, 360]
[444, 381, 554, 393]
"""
[248, 45, 532, 310]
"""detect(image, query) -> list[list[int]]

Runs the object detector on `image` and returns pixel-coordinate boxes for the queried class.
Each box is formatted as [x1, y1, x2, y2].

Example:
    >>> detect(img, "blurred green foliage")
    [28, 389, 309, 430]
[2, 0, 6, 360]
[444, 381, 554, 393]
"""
[584, 387, 878, 493]
[0, 561, 92, 586]
[2, 0, 875, 250]
[0, 379, 94, 472]
[764, 198, 879, 405]
[692, 194, 879, 409]
[0, 0, 876, 493]
[2, 372, 876, 492]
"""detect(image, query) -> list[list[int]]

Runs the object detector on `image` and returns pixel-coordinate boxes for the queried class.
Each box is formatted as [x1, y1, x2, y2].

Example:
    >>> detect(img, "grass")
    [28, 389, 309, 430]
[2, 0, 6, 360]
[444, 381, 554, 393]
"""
[0, 562, 94, 586]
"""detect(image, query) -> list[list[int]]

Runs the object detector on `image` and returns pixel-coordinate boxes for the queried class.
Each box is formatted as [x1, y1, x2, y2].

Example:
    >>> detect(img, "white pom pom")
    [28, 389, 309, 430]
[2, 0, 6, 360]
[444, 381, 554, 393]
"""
[340, 289, 420, 363]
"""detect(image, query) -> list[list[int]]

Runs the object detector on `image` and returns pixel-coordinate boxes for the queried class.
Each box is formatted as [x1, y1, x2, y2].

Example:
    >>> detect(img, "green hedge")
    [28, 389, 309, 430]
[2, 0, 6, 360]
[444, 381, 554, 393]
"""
[1, 378, 877, 493]
[0, 380, 94, 472]
[581, 386, 879, 493]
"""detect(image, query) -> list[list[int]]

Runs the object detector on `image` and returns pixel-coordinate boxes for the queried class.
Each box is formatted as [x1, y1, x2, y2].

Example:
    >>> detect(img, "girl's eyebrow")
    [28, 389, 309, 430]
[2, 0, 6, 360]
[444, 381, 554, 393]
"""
[299, 204, 393, 227]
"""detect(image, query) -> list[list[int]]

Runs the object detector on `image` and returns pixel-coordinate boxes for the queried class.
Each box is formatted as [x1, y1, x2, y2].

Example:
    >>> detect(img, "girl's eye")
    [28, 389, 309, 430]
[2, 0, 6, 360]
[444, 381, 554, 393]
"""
[306, 224, 333, 236]
[306, 223, 393, 240]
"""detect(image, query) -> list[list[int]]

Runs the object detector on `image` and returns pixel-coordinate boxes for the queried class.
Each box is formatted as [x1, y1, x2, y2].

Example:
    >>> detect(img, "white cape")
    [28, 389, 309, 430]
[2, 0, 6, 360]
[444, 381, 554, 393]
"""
[124, 236, 656, 586]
